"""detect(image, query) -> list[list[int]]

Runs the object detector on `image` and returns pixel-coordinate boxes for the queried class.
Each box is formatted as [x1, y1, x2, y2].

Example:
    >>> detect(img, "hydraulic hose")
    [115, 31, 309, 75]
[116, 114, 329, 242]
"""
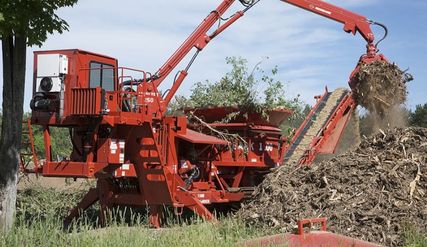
[239, 0, 257, 8]
[369, 20, 388, 49]
[241, 0, 261, 12]
[185, 167, 200, 189]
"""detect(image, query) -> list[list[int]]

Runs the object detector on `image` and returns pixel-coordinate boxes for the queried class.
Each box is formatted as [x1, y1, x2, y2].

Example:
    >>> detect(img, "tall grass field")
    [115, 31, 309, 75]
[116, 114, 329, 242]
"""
[1, 186, 425, 247]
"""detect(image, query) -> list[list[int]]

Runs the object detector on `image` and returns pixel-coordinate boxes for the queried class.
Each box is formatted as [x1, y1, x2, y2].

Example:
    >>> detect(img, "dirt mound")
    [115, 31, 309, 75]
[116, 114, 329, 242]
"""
[353, 61, 411, 117]
[237, 127, 427, 246]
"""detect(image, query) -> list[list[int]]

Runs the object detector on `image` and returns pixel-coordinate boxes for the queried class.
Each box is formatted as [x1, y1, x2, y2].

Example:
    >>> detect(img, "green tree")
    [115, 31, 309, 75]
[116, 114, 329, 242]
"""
[0, 0, 77, 232]
[410, 103, 427, 128]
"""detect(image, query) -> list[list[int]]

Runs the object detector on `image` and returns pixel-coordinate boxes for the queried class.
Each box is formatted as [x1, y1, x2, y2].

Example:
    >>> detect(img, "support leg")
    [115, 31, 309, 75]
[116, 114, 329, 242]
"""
[188, 200, 216, 222]
[98, 178, 114, 227]
[149, 205, 162, 228]
[63, 188, 99, 229]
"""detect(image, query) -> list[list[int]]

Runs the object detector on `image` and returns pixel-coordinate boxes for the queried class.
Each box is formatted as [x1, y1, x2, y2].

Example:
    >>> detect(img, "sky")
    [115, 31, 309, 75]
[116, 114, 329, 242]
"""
[1, 0, 426, 111]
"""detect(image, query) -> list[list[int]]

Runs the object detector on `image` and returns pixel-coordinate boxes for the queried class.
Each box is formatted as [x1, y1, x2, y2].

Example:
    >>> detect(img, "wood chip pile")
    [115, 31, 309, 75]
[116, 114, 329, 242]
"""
[237, 127, 427, 246]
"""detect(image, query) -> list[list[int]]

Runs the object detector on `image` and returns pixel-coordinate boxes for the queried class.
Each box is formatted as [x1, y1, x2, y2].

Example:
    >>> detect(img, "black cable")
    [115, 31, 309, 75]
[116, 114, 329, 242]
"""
[221, 14, 234, 21]
[163, 70, 182, 99]
[185, 167, 200, 189]
[162, 89, 171, 98]
[173, 70, 180, 84]
[369, 20, 388, 49]
[185, 50, 200, 72]
[241, 0, 260, 12]
[146, 72, 152, 80]
[212, 10, 235, 30]
[210, 10, 222, 29]
[239, 0, 255, 7]
[212, 0, 259, 39]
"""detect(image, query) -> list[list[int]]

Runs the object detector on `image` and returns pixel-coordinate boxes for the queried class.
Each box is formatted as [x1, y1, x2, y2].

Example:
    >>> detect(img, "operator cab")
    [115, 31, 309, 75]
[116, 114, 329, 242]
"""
[31, 49, 118, 124]
[88, 61, 115, 92]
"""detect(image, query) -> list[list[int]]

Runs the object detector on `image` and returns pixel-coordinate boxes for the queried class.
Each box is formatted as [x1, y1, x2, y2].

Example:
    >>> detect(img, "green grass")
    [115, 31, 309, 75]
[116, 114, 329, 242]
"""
[1, 215, 265, 247]
[2, 187, 426, 247]
[404, 224, 427, 247]
[1, 187, 269, 247]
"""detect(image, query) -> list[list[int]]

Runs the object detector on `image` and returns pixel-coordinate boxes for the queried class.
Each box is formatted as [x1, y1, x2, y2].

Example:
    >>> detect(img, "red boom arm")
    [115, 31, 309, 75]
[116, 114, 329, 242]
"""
[281, 0, 387, 90]
[153, 0, 237, 88]
[152, 0, 254, 108]
[151, 0, 386, 109]
[281, 0, 375, 43]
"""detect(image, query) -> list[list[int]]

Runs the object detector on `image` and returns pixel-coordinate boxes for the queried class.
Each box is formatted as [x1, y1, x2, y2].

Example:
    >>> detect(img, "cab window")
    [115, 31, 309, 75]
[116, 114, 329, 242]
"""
[89, 62, 115, 91]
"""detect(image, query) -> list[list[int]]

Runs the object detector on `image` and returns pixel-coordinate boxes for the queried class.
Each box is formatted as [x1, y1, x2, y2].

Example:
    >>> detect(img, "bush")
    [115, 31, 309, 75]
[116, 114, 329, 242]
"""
[170, 56, 309, 136]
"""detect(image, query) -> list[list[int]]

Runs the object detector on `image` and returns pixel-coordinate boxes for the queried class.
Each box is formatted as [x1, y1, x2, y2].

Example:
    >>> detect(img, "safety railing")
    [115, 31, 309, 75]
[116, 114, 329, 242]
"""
[76, 66, 154, 114]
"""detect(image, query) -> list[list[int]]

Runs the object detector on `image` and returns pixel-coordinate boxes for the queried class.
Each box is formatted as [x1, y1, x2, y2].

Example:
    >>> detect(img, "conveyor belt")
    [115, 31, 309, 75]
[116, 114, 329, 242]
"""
[284, 88, 348, 164]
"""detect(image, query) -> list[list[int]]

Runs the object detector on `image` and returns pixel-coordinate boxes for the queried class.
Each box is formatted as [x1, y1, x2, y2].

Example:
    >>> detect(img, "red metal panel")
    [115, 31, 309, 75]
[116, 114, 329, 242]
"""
[113, 164, 137, 178]
[318, 103, 353, 153]
[177, 129, 228, 145]
[70, 87, 103, 115]
[241, 232, 381, 247]
[212, 161, 266, 168]
[281, 0, 374, 42]
[241, 218, 381, 247]
[209, 123, 282, 133]
[42, 161, 108, 178]
[187, 106, 292, 127]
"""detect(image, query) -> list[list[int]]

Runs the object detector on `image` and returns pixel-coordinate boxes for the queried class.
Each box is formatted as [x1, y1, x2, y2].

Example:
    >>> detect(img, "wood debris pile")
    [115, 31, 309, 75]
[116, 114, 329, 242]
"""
[237, 127, 427, 246]
[353, 61, 412, 116]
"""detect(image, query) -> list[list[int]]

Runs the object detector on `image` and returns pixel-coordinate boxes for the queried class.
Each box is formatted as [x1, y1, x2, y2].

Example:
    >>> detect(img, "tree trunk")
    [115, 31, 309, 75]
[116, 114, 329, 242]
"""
[0, 34, 27, 233]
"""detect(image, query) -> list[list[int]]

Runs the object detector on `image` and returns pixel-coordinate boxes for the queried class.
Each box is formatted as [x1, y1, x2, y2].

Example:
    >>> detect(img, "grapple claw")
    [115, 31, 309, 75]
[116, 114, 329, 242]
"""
[349, 43, 410, 116]
[349, 43, 388, 91]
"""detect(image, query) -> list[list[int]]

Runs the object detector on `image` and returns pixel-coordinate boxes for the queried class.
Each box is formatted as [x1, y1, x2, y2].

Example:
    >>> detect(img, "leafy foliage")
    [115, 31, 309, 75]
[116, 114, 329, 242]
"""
[16, 188, 87, 221]
[172, 57, 309, 132]
[280, 103, 312, 136]
[17, 114, 72, 164]
[0, 0, 78, 46]
[32, 126, 72, 159]
[409, 103, 427, 128]
[188, 57, 290, 111]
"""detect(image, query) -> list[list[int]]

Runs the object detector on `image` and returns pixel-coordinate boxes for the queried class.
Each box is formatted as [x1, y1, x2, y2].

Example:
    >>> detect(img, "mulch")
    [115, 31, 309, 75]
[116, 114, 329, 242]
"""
[237, 127, 427, 246]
